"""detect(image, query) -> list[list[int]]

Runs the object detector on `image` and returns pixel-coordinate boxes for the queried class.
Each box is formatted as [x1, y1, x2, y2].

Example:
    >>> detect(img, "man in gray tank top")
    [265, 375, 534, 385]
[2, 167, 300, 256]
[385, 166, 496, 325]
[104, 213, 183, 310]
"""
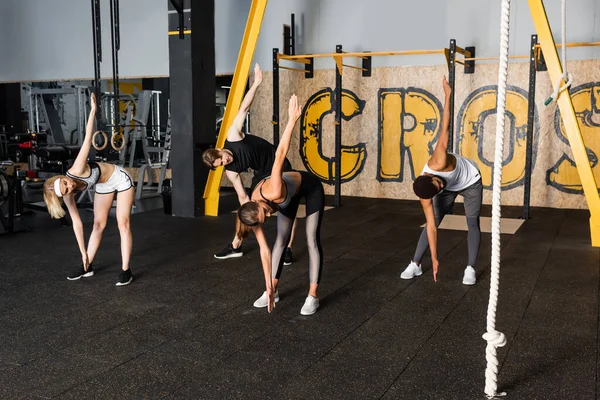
[400, 77, 483, 285]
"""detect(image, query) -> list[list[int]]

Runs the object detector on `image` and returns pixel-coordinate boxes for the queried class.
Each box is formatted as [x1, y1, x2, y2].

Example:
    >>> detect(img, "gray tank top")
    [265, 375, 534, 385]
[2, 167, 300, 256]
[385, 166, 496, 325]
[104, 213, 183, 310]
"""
[259, 172, 299, 210]
[66, 162, 101, 189]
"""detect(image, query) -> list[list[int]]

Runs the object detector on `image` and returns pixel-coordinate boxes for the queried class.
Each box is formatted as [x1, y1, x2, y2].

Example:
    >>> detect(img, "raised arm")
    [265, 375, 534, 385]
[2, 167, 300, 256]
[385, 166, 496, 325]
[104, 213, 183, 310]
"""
[430, 77, 452, 168]
[266, 95, 302, 196]
[227, 64, 263, 142]
[253, 225, 275, 312]
[70, 92, 97, 175]
[421, 198, 439, 282]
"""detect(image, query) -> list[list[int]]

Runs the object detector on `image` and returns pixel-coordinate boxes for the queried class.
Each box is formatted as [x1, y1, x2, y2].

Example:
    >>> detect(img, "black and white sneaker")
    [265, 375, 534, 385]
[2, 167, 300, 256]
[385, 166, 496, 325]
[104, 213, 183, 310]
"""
[214, 243, 243, 259]
[67, 264, 94, 281]
[115, 269, 133, 286]
[283, 248, 293, 266]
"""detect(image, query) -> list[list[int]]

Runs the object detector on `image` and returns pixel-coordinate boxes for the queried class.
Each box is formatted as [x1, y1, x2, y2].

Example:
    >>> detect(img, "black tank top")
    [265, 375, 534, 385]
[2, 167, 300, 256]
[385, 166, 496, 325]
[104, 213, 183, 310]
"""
[224, 134, 291, 177]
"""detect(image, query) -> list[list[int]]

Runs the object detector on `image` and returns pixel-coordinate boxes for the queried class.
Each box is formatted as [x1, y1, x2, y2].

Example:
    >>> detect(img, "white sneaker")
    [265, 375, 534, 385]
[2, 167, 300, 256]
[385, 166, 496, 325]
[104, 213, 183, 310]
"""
[462, 266, 476, 285]
[400, 261, 423, 280]
[300, 296, 319, 315]
[253, 291, 280, 308]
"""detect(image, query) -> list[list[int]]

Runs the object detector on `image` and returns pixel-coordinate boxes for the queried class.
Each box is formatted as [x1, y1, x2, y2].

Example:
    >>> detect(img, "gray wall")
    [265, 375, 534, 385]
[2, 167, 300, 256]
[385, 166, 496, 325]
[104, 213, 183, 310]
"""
[254, 0, 600, 70]
[2, 0, 600, 82]
[0, 0, 169, 82]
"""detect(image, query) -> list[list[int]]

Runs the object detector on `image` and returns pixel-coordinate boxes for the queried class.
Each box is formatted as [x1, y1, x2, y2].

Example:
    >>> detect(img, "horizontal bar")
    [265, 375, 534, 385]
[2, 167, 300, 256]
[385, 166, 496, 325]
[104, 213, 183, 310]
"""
[279, 65, 309, 73]
[454, 59, 466, 66]
[534, 41, 600, 48]
[278, 55, 312, 64]
[278, 48, 445, 60]
[341, 63, 367, 71]
[168, 30, 191, 36]
[461, 55, 530, 61]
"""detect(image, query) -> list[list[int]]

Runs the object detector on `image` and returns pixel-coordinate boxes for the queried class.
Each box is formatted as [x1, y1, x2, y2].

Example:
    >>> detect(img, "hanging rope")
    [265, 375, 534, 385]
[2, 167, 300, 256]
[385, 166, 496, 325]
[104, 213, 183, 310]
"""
[483, 0, 510, 397]
[544, 0, 572, 106]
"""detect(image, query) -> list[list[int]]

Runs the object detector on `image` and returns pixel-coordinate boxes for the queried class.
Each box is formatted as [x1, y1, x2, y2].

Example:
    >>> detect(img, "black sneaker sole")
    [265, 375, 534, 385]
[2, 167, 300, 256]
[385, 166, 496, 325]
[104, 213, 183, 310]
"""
[67, 271, 94, 281]
[214, 252, 243, 260]
[115, 277, 133, 286]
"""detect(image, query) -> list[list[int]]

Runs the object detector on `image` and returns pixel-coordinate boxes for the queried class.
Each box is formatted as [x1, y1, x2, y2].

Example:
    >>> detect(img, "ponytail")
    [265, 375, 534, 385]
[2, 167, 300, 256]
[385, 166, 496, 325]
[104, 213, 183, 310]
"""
[43, 176, 66, 219]
[236, 214, 252, 240]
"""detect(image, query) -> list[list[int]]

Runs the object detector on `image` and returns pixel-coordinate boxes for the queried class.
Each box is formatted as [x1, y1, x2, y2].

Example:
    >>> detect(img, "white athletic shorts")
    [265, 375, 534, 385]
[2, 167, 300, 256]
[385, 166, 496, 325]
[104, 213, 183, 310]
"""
[95, 165, 134, 194]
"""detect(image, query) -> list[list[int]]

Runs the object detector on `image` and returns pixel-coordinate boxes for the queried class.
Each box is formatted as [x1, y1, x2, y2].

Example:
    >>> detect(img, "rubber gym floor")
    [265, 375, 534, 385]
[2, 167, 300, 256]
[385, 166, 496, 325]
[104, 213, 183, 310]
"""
[0, 192, 597, 399]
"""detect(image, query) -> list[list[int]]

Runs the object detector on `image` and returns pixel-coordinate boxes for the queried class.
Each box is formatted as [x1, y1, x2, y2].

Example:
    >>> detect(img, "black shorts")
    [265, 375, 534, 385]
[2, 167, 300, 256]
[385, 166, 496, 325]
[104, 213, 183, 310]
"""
[279, 171, 325, 220]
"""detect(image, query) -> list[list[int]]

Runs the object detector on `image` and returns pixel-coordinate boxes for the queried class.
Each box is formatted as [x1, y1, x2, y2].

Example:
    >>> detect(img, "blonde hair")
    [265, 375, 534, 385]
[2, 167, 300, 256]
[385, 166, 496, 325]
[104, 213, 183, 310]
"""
[43, 176, 66, 219]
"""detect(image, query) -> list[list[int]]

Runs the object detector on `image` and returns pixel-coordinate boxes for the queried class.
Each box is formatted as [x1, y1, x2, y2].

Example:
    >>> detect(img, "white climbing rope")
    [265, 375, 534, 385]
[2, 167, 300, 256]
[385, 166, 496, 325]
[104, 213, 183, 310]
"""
[545, 0, 572, 106]
[483, 0, 510, 397]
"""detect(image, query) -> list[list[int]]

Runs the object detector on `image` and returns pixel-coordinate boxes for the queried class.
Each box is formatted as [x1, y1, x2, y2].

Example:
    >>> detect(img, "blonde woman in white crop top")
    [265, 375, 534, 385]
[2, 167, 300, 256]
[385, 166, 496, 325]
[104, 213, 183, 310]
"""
[401, 77, 483, 285]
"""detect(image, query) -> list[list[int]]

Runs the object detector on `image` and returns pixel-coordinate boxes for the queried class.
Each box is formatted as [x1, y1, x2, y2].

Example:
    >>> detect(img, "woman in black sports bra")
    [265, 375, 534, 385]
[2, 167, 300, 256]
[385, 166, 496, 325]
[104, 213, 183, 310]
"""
[43, 93, 135, 287]
[237, 95, 325, 316]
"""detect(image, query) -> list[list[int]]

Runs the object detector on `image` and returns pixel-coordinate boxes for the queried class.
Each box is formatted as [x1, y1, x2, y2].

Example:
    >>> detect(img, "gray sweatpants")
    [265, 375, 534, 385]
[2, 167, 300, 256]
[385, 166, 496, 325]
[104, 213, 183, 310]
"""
[413, 178, 483, 267]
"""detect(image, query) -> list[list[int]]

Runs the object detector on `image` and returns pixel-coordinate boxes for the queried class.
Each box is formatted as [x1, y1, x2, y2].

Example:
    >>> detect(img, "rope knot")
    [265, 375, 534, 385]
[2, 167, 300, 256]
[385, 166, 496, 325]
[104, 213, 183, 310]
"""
[483, 330, 507, 347]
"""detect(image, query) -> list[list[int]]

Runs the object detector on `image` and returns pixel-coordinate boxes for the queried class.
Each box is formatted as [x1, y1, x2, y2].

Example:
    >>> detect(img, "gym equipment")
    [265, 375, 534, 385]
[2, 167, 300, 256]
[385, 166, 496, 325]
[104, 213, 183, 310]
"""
[0, 161, 31, 235]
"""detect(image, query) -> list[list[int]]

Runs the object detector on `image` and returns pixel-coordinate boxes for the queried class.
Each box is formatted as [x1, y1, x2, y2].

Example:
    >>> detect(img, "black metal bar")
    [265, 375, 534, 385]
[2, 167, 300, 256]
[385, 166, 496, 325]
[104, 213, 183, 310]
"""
[91, 0, 102, 125]
[169, 0, 185, 39]
[305, 57, 314, 79]
[464, 46, 475, 74]
[291, 14, 295, 56]
[273, 48, 280, 147]
[523, 34, 538, 220]
[335, 45, 342, 207]
[115, 0, 120, 51]
[362, 51, 372, 77]
[109, 0, 120, 136]
[447, 39, 457, 152]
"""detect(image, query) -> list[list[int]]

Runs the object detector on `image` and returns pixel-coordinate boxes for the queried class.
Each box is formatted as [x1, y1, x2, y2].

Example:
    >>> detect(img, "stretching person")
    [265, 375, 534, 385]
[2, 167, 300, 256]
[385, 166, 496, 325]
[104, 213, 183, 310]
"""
[400, 76, 482, 285]
[43, 92, 135, 286]
[236, 95, 324, 316]
[203, 64, 297, 265]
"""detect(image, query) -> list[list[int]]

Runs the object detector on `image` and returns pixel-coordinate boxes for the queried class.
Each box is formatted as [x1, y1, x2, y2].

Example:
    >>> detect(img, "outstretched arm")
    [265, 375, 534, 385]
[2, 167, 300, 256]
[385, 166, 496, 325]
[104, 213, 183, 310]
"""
[253, 225, 275, 312]
[421, 198, 439, 282]
[267, 95, 302, 196]
[227, 64, 263, 142]
[226, 170, 250, 205]
[69, 93, 97, 176]
[430, 77, 452, 168]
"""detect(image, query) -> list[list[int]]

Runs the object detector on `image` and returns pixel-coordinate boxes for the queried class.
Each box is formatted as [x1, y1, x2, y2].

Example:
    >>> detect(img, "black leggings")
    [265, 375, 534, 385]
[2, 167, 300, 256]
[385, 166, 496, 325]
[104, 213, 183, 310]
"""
[272, 171, 324, 284]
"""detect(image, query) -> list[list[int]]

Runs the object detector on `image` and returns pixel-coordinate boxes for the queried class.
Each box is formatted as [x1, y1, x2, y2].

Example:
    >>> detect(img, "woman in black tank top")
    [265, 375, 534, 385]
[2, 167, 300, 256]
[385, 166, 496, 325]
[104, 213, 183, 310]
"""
[42, 93, 135, 287]
[236, 95, 325, 316]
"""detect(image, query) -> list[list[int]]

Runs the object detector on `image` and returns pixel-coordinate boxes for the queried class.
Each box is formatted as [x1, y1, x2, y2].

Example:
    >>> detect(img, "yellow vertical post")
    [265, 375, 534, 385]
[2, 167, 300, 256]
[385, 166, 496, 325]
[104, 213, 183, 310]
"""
[203, 0, 269, 216]
[528, 0, 600, 246]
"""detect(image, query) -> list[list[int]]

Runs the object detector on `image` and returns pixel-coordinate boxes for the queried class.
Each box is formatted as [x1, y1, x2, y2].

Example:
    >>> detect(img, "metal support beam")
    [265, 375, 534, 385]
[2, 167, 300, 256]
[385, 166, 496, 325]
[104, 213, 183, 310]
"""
[334, 45, 342, 207]
[203, 0, 269, 216]
[272, 47, 280, 147]
[447, 39, 457, 152]
[528, 0, 600, 246]
[523, 34, 538, 220]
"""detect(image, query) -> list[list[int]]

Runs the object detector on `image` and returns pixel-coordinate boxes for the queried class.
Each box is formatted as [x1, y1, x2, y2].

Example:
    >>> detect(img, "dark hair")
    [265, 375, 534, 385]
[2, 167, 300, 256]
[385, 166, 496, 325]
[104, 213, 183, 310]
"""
[236, 201, 262, 239]
[413, 175, 444, 199]
[202, 149, 222, 170]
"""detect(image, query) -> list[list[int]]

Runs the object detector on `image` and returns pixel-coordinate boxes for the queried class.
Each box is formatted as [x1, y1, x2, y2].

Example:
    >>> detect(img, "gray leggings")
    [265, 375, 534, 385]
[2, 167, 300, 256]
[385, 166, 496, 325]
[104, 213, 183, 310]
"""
[272, 172, 325, 284]
[413, 179, 483, 267]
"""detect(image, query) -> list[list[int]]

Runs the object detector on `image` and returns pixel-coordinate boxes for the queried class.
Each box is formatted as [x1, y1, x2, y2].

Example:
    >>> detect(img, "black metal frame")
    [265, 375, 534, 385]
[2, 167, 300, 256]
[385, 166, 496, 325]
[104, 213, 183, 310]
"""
[334, 45, 343, 207]
[272, 48, 280, 147]
[91, 0, 102, 122]
[169, 0, 185, 39]
[109, 0, 121, 139]
[523, 34, 539, 220]
[447, 39, 457, 153]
